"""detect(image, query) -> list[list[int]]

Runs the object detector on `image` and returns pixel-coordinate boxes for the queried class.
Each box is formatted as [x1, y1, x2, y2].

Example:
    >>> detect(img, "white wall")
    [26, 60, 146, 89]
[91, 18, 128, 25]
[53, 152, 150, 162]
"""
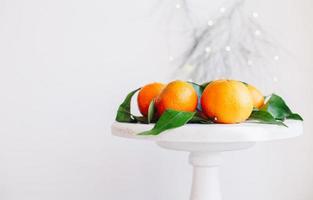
[0, 0, 312, 200]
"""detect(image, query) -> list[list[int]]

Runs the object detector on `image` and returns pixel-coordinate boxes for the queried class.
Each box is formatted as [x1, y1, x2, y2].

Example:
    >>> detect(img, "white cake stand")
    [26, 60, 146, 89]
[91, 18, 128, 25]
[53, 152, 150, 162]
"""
[111, 120, 303, 200]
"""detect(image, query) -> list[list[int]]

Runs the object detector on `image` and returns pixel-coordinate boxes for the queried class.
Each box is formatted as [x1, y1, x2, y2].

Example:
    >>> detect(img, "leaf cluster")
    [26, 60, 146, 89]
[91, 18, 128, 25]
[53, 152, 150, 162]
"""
[115, 83, 303, 136]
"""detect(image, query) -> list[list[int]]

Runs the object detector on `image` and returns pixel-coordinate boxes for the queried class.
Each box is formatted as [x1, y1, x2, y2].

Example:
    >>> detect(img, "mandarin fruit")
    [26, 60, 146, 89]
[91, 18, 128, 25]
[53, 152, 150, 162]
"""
[155, 80, 198, 116]
[247, 84, 265, 109]
[137, 82, 165, 116]
[201, 80, 253, 123]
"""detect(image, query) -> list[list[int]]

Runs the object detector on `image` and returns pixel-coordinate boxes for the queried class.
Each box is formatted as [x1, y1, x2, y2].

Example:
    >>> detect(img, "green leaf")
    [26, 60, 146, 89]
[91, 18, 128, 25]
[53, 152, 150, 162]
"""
[248, 110, 287, 126]
[201, 81, 211, 88]
[261, 94, 291, 120]
[261, 94, 302, 121]
[115, 88, 140, 123]
[147, 101, 155, 124]
[132, 115, 147, 123]
[241, 81, 249, 86]
[138, 109, 195, 135]
[286, 113, 303, 121]
[188, 112, 214, 124]
[188, 81, 205, 111]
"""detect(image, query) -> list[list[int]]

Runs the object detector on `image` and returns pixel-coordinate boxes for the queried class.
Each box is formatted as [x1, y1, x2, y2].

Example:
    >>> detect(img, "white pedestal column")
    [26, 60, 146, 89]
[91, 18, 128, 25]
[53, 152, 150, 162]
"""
[189, 152, 222, 200]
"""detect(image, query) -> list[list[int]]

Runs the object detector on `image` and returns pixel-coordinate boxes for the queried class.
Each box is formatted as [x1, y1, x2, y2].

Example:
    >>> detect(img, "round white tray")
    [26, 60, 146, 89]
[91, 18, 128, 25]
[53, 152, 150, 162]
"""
[112, 120, 302, 142]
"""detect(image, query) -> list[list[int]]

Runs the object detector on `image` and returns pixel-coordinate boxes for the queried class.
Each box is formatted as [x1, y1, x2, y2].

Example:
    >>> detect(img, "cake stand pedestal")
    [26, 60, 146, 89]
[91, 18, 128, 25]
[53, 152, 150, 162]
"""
[111, 120, 303, 200]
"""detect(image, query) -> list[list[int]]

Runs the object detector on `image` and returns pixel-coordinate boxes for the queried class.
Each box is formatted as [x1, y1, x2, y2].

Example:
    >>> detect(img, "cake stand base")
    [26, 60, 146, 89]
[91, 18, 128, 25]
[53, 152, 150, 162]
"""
[189, 152, 222, 200]
[157, 141, 255, 200]
[111, 121, 303, 200]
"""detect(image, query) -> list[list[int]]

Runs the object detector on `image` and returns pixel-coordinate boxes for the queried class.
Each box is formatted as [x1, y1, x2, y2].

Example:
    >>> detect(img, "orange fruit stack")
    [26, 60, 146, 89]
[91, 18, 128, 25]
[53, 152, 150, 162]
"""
[137, 79, 265, 124]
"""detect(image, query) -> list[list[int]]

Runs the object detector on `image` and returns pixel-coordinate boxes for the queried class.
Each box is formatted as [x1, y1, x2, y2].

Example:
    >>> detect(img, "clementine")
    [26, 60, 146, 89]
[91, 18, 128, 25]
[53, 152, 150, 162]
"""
[247, 84, 264, 109]
[201, 80, 253, 123]
[155, 80, 198, 116]
[137, 82, 165, 116]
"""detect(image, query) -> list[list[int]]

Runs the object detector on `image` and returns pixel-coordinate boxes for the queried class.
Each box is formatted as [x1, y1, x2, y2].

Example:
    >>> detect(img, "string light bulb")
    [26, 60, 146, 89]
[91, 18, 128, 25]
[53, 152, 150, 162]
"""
[225, 46, 231, 52]
[252, 12, 259, 18]
[274, 55, 279, 61]
[208, 20, 214, 26]
[205, 47, 211, 53]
